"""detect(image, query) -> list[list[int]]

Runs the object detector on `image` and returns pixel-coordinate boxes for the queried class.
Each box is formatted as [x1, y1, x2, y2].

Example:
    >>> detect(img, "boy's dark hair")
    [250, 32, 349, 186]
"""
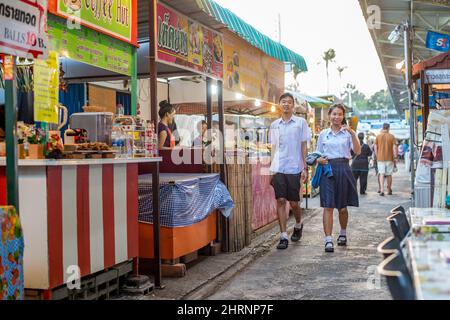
[158, 100, 175, 119]
[279, 92, 294, 103]
[383, 123, 390, 130]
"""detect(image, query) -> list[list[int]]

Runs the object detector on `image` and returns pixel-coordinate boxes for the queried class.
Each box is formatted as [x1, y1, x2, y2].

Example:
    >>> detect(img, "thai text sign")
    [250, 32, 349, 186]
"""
[48, 15, 132, 76]
[0, 0, 49, 59]
[157, 2, 223, 80]
[223, 31, 284, 104]
[34, 51, 59, 124]
[425, 69, 450, 84]
[47, 0, 136, 45]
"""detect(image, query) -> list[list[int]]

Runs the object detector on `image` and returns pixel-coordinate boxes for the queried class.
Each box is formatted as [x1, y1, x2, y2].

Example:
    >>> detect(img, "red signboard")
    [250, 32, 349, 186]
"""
[157, 2, 223, 80]
[0, 0, 49, 59]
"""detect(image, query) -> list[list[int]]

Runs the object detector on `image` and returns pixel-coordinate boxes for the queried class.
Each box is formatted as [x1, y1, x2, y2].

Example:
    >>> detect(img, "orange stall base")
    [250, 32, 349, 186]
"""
[139, 211, 217, 260]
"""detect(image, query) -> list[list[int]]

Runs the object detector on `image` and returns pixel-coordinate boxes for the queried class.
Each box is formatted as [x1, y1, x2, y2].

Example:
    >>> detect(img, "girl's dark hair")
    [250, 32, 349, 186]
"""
[158, 100, 175, 119]
[328, 103, 346, 116]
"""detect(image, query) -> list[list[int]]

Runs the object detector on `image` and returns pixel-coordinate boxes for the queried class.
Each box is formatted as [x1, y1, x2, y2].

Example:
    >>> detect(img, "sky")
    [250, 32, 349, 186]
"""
[214, 0, 388, 99]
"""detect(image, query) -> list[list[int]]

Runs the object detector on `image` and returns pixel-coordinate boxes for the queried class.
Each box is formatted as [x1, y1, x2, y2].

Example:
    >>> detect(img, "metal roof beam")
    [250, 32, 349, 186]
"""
[378, 39, 438, 52]
[415, 33, 427, 44]
[413, 0, 450, 8]
[440, 17, 450, 30]
[382, 54, 404, 59]
[414, 12, 436, 30]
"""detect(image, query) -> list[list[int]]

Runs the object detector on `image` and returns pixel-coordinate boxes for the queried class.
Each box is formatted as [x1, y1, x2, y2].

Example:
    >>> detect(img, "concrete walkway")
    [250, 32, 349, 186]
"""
[120, 163, 412, 300]
[207, 163, 412, 300]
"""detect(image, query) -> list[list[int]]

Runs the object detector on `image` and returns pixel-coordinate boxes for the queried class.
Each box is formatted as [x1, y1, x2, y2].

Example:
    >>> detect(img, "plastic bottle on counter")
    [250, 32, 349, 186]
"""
[151, 122, 158, 157]
[144, 120, 152, 157]
[123, 128, 133, 158]
[145, 121, 157, 157]
[111, 124, 124, 157]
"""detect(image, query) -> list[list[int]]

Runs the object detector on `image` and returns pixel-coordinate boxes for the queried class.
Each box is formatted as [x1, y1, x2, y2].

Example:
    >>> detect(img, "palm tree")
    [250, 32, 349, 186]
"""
[291, 64, 305, 91]
[321, 48, 336, 94]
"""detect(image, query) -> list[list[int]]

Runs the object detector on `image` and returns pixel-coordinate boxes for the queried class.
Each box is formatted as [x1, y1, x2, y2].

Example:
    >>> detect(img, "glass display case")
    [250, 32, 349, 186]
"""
[114, 115, 147, 158]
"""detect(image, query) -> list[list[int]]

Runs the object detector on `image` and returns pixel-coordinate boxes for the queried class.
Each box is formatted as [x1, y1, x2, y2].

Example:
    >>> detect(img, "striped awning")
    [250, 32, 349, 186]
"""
[197, 0, 308, 72]
[288, 91, 332, 108]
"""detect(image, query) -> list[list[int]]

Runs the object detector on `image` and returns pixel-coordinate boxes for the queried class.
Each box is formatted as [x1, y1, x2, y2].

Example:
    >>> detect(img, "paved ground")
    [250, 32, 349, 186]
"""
[119, 162, 412, 300]
[207, 163, 412, 300]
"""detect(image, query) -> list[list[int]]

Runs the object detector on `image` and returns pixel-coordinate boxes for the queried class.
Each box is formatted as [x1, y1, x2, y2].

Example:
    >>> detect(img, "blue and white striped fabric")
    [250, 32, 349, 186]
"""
[138, 173, 234, 227]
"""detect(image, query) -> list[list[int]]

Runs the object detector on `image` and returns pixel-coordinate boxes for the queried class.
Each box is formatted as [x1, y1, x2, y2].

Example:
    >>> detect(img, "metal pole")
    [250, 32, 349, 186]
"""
[5, 56, 19, 209]
[217, 80, 229, 252]
[404, 20, 415, 202]
[149, 0, 162, 289]
[206, 77, 213, 174]
[131, 48, 138, 116]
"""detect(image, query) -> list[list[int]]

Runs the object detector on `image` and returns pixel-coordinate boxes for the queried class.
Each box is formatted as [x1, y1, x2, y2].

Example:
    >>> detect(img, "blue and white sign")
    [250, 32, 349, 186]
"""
[426, 31, 450, 52]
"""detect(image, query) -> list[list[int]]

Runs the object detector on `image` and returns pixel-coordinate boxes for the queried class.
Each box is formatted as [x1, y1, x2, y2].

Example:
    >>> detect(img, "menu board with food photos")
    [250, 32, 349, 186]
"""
[47, 15, 133, 76]
[156, 2, 223, 80]
[223, 31, 284, 104]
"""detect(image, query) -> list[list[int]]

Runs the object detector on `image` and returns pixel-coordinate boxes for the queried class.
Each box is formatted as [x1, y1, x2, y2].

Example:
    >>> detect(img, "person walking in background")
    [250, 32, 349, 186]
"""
[316, 104, 361, 253]
[351, 132, 372, 195]
[397, 140, 405, 160]
[374, 123, 397, 196]
[269, 93, 309, 250]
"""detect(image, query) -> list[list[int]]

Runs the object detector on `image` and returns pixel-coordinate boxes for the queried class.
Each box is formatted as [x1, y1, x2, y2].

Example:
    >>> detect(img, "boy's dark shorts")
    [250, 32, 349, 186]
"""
[271, 172, 302, 202]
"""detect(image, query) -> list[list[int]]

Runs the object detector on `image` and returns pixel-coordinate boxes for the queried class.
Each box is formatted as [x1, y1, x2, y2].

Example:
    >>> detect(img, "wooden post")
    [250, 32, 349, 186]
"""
[420, 71, 429, 139]
[149, 0, 162, 289]
[217, 80, 229, 252]
[217, 80, 225, 183]
[5, 55, 19, 209]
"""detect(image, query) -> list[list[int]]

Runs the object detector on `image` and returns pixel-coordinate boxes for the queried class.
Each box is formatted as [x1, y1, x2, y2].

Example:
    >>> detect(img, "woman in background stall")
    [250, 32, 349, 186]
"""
[158, 100, 176, 150]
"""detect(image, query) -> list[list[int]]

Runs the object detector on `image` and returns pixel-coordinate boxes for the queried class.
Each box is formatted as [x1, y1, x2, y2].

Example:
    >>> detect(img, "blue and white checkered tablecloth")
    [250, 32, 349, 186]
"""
[138, 173, 234, 227]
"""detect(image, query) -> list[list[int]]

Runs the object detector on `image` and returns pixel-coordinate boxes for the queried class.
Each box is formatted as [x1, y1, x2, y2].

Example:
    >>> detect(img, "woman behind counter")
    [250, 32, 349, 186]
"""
[316, 104, 361, 253]
[158, 100, 176, 150]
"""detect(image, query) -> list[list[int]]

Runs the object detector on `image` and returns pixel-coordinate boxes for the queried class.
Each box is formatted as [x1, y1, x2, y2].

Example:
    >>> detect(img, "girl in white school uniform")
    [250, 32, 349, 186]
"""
[316, 104, 361, 253]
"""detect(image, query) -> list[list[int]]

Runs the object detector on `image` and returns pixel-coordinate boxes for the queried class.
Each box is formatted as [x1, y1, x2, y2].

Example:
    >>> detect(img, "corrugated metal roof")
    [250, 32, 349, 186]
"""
[358, 0, 450, 114]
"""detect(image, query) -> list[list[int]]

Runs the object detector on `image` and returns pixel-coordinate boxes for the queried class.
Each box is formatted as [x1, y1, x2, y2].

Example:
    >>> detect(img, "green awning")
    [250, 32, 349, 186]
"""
[288, 91, 332, 108]
[197, 0, 308, 72]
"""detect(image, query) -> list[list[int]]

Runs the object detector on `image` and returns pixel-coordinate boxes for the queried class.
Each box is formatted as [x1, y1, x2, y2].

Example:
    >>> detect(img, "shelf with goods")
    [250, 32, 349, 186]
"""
[114, 116, 158, 159]
[414, 110, 450, 209]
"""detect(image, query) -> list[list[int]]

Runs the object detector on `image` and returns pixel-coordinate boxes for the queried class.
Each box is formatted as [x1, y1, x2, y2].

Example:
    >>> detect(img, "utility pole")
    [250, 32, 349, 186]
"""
[278, 13, 281, 43]
[404, 19, 416, 203]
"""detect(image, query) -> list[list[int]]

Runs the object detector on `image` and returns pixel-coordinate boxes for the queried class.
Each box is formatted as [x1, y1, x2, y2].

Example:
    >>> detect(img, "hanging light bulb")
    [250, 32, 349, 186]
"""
[271, 105, 276, 113]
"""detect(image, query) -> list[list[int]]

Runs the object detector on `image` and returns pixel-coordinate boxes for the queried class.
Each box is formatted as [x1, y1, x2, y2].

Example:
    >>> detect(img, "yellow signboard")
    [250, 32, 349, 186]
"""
[405, 109, 422, 122]
[34, 51, 59, 124]
[223, 31, 284, 104]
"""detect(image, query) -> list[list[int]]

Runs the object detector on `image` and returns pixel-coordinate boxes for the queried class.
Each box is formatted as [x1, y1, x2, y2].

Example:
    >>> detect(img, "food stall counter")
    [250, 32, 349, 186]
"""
[0, 157, 161, 291]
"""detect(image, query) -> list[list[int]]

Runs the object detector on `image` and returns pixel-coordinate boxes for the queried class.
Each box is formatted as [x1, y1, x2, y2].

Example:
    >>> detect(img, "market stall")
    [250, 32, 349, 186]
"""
[1, 0, 165, 298]
[412, 52, 450, 209]
[134, 0, 235, 276]
[157, 17, 308, 250]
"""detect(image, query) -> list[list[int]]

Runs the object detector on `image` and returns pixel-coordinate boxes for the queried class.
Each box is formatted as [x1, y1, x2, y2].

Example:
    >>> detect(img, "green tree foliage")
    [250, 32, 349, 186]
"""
[343, 84, 394, 113]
